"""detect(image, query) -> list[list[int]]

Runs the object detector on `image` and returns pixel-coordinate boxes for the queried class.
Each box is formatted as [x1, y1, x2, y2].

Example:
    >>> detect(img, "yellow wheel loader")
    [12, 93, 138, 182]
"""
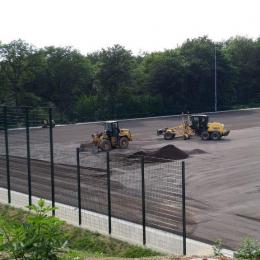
[80, 121, 132, 152]
[157, 114, 230, 141]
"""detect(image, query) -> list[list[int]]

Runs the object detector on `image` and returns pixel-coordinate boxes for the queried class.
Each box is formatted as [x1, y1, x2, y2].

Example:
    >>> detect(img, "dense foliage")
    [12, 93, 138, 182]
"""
[235, 238, 260, 259]
[0, 199, 67, 259]
[1, 36, 260, 122]
[0, 202, 159, 259]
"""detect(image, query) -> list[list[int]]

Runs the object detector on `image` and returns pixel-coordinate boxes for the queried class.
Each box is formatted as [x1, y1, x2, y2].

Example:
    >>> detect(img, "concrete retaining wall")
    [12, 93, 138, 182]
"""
[0, 187, 233, 256]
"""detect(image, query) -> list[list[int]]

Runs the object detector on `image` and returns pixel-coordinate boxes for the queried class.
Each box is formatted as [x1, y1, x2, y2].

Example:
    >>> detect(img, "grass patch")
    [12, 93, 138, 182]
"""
[0, 203, 161, 259]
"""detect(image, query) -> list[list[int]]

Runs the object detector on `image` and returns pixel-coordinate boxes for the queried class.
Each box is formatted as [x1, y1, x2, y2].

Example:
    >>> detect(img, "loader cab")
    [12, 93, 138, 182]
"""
[104, 121, 120, 137]
[190, 115, 208, 135]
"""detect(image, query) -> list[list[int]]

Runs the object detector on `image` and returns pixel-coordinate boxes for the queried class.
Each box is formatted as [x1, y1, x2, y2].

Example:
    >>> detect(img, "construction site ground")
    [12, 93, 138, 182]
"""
[1, 108, 260, 250]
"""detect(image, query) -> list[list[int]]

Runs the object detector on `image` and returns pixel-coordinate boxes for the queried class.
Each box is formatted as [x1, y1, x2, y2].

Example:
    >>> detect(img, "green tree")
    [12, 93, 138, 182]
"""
[1, 36, 260, 121]
[95, 44, 134, 118]
[142, 50, 187, 113]
[179, 37, 217, 111]
[0, 39, 41, 106]
[38, 46, 94, 120]
[75, 95, 98, 121]
[224, 36, 260, 105]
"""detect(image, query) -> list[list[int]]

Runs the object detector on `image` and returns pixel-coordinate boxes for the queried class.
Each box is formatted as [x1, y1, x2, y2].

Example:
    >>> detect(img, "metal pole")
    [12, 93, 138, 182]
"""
[214, 45, 217, 112]
[25, 107, 32, 206]
[76, 148, 82, 225]
[182, 161, 187, 255]
[4, 106, 11, 203]
[141, 156, 146, 245]
[49, 108, 55, 216]
[106, 152, 112, 234]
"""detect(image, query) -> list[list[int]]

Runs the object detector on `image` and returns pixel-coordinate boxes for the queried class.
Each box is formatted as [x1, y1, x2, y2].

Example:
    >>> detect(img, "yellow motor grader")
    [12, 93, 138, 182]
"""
[157, 114, 194, 140]
[80, 121, 132, 152]
[157, 114, 230, 141]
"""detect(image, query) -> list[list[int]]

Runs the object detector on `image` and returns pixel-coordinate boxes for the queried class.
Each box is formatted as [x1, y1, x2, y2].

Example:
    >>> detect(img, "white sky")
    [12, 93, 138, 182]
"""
[1, 0, 259, 54]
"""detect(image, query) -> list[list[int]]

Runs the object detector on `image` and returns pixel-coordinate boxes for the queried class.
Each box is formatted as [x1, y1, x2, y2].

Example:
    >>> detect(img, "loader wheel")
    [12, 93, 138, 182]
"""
[100, 140, 112, 151]
[201, 131, 210, 141]
[210, 131, 221, 141]
[92, 145, 99, 154]
[164, 132, 174, 140]
[119, 137, 129, 149]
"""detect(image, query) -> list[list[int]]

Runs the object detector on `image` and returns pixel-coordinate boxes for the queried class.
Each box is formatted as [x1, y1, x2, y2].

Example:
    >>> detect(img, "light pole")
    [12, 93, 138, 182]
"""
[214, 45, 217, 112]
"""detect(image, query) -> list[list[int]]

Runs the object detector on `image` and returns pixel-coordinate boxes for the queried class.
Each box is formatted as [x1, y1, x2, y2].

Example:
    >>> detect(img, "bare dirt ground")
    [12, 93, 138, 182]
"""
[1, 108, 260, 250]
[0, 155, 186, 235]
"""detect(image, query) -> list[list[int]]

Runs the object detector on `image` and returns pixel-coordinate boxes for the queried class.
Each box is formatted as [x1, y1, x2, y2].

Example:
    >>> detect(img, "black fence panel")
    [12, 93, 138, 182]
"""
[0, 106, 186, 253]
[79, 152, 108, 215]
[144, 157, 183, 233]
[0, 107, 7, 196]
[109, 153, 143, 237]
[5, 107, 28, 203]
[28, 108, 53, 202]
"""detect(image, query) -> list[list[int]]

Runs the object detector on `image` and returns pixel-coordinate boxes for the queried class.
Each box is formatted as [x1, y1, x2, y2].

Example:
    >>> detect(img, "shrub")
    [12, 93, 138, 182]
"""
[213, 239, 224, 256]
[235, 238, 260, 260]
[0, 199, 67, 260]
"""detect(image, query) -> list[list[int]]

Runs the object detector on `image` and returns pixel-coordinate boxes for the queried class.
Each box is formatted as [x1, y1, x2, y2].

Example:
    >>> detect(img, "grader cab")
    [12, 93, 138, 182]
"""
[190, 115, 230, 140]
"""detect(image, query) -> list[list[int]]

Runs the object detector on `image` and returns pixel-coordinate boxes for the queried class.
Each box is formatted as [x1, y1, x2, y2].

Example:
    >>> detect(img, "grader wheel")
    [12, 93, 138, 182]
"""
[164, 132, 175, 140]
[210, 131, 221, 141]
[201, 131, 210, 140]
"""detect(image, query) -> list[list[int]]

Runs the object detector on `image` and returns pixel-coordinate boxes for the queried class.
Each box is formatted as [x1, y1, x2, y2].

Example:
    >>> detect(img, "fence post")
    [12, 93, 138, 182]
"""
[141, 156, 146, 245]
[4, 106, 11, 203]
[49, 108, 55, 216]
[182, 161, 186, 255]
[106, 152, 112, 234]
[25, 107, 32, 206]
[76, 148, 82, 225]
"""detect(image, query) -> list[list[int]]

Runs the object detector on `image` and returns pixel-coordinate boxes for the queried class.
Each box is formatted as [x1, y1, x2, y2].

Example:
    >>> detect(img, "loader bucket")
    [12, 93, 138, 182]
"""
[79, 142, 93, 152]
[223, 130, 230, 136]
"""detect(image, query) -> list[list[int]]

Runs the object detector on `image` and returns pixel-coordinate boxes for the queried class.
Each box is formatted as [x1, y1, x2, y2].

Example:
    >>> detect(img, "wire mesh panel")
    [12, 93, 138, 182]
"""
[109, 154, 144, 242]
[109, 154, 184, 243]
[79, 152, 108, 215]
[53, 162, 78, 219]
[110, 154, 143, 224]
[0, 107, 6, 191]
[29, 107, 51, 161]
[143, 156, 184, 253]
[144, 157, 183, 234]
[52, 108, 79, 166]
[5, 107, 28, 197]
[28, 107, 53, 201]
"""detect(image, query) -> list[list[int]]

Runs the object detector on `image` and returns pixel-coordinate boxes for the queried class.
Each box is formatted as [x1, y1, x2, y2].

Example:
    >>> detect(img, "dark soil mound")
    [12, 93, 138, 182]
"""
[187, 149, 207, 155]
[151, 145, 188, 160]
[128, 145, 188, 161]
[128, 151, 146, 157]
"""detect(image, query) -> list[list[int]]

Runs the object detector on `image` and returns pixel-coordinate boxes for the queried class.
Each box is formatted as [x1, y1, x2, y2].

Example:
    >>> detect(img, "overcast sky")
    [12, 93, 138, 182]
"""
[1, 0, 259, 54]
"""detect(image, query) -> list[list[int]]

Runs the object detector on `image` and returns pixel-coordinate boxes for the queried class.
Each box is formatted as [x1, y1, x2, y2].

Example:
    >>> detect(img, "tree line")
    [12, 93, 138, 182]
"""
[0, 36, 260, 122]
